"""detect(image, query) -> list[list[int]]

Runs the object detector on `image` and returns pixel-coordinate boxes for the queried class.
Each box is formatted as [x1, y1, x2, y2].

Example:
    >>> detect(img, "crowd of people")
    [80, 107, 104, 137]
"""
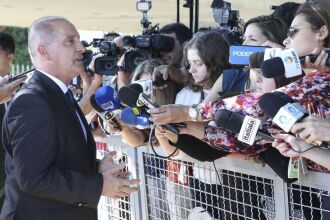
[0, 0, 329, 220]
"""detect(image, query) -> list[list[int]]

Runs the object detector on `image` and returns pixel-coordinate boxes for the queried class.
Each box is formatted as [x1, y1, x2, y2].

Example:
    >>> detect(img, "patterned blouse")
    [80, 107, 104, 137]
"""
[198, 71, 330, 171]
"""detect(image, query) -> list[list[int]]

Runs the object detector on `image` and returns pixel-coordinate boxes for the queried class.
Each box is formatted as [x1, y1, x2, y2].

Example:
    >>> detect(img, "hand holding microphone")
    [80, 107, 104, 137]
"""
[258, 92, 328, 147]
[291, 116, 330, 144]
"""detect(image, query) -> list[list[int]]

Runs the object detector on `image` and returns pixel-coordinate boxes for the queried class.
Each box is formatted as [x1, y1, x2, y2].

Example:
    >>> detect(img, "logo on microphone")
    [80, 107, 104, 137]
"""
[238, 116, 261, 145]
[101, 101, 115, 110]
[284, 56, 293, 64]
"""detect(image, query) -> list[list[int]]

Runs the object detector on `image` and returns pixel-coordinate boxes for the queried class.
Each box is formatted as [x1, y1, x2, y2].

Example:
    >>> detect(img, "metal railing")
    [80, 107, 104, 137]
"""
[11, 64, 33, 76]
[96, 136, 330, 220]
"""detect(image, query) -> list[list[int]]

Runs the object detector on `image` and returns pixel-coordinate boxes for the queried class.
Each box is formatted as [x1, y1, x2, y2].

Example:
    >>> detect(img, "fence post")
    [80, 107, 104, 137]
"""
[273, 178, 289, 220]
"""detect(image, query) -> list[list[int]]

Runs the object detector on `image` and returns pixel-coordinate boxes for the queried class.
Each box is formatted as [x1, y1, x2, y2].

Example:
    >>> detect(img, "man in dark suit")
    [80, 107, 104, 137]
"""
[0, 17, 139, 220]
[0, 32, 27, 210]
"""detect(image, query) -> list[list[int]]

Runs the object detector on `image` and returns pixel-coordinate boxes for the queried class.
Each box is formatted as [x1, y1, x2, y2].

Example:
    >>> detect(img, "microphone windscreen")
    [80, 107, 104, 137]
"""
[120, 108, 138, 126]
[258, 91, 295, 118]
[214, 109, 244, 134]
[95, 86, 121, 111]
[90, 94, 104, 113]
[152, 34, 174, 52]
[129, 83, 143, 93]
[261, 57, 285, 78]
[117, 86, 140, 107]
[249, 52, 264, 69]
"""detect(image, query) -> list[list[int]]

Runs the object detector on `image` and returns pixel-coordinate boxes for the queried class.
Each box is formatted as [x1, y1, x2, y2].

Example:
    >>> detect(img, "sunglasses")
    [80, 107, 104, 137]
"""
[287, 27, 311, 39]
[287, 28, 300, 38]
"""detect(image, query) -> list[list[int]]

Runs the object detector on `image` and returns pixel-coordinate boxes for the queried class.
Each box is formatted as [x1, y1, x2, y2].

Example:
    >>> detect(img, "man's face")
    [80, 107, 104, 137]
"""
[159, 33, 183, 67]
[0, 49, 14, 76]
[46, 20, 85, 80]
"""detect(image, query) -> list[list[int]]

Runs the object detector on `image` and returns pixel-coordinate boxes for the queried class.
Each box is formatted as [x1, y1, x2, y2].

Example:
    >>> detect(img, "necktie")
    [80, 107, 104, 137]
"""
[65, 89, 87, 141]
[65, 89, 77, 111]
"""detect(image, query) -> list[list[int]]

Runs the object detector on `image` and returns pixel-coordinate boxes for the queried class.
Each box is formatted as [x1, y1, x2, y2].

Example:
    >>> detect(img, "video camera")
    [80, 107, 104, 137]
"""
[211, 0, 242, 45]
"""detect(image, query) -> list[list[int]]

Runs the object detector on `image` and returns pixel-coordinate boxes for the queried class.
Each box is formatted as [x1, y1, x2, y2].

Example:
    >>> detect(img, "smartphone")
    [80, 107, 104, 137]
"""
[7, 68, 35, 83]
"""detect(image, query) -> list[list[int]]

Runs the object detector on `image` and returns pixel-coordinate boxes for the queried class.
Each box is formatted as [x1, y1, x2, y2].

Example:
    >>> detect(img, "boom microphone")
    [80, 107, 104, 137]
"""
[214, 109, 273, 145]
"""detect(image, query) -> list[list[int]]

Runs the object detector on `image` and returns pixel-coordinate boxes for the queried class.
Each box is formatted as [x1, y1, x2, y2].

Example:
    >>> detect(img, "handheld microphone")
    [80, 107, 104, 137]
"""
[90, 94, 121, 131]
[214, 109, 273, 145]
[229, 45, 268, 65]
[120, 107, 151, 129]
[258, 92, 308, 133]
[90, 86, 122, 130]
[131, 80, 153, 96]
[258, 92, 329, 147]
[117, 86, 184, 134]
[261, 48, 303, 79]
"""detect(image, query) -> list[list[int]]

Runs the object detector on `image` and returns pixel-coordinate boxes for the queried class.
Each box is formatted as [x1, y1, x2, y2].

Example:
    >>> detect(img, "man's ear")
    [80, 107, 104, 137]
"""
[37, 45, 51, 60]
[8, 53, 15, 63]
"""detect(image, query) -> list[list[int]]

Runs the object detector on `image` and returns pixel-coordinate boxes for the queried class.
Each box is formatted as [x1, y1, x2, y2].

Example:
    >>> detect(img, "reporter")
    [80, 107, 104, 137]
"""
[283, 0, 330, 72]
[201, 15, 289, 103]
[291, 116, 330, 144]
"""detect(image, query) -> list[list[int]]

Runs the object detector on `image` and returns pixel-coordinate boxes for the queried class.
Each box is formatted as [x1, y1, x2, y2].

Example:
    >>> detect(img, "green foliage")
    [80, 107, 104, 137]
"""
[3, 26, 32, 65]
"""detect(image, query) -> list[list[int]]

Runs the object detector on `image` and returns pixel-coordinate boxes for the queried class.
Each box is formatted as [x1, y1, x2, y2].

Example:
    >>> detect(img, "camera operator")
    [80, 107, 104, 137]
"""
[150, 23, 193, 90]
[202, 13, 288, 104]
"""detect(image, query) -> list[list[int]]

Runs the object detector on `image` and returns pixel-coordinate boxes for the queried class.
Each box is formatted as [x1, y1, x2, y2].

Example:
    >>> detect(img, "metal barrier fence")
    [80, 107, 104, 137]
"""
[11, 64, 33, 76]
[96, 136, 330, 220]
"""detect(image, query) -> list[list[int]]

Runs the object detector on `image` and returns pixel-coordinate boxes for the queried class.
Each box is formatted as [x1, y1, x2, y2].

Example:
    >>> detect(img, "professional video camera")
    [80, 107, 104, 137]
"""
[211, 0, 243, 45]
[115, 0, 175, 73]
[80, 38, 124, 76]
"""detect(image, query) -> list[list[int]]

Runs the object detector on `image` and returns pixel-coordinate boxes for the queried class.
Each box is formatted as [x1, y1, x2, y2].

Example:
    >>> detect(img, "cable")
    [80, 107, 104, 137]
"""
[148, 124, 178, 159]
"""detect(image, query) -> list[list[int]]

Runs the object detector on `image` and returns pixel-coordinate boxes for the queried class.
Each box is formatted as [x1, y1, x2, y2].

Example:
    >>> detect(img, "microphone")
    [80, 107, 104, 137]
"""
[131, 79, 153, 96]
[117, 86, 185, 134]
[258, 92, 308, 133]
[261, 49, 330, 79]
[120, 107, 151, 129]
[258, 92, 330, 147]
[90, 86, 122, 130]
[214, 109, 273, 145]
[261, 48, 303, 79]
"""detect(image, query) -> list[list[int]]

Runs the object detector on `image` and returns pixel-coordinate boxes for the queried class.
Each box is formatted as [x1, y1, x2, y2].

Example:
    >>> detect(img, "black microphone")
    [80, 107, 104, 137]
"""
[258, 92, 308, 132]
[258, 92, 329, 147]
[117, 86, 184, 134]
[261, 52, 330, 78]
[214, 109, 273, 145]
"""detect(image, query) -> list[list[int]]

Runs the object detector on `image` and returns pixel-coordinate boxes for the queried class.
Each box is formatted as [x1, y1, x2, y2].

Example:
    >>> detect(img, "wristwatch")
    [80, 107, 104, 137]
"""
[188, 104, 198, 121]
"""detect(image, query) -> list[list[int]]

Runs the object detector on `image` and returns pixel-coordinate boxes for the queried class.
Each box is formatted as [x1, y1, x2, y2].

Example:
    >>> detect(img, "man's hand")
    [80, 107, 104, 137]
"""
[0, 75, 26, 104]
[99, 152, 140, 199]
[149, 104, 190, 125]
[291, 116, 330, 144]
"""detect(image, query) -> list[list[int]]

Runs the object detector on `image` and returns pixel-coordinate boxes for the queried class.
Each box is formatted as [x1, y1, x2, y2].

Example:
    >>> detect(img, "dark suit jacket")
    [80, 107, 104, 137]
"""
[0, 71, 103, 220]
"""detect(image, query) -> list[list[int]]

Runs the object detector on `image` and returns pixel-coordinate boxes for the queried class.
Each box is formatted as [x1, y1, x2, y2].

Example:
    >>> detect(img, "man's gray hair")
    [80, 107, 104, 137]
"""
[28, 16, 68, 63]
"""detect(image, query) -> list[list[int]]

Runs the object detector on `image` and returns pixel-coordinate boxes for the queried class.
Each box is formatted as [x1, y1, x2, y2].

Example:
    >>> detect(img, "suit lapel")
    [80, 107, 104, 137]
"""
[32, 71, 95, 164]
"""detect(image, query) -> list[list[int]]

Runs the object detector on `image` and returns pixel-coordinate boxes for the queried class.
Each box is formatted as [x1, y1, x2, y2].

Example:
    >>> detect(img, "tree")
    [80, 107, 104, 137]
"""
[2, 26, 32, 66]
